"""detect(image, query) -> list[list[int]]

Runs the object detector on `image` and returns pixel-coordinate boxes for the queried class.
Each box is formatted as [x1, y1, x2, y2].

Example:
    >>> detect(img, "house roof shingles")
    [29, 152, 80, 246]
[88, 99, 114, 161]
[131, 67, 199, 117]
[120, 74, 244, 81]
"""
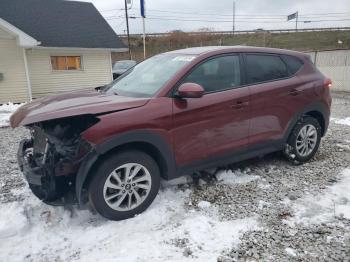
[0, 0, 126, 49]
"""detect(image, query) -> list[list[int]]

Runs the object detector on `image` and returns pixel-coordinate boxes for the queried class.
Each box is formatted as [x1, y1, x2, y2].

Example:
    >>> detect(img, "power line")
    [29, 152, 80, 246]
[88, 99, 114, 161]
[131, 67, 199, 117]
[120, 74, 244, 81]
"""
[131, 8, 285, 17]
[158, 14, 350, 20]
[105, 16, 287, 21]
[101, 7, 350, 18]
[299, 18, 350, 22]
[102, 5, 350, 34]
[102, 9, 284, 18]
[301, 14, 350, 18]
[106, 15, 350, 24]
[104, 14, 289, 21]
[128, 15, 286, 20]
[301, 11, 350, 15]
[114, 19, 126, 28]
[104, 11, 350, 24]
[109, 17, 289, 23]
[105, 16, 125, 19]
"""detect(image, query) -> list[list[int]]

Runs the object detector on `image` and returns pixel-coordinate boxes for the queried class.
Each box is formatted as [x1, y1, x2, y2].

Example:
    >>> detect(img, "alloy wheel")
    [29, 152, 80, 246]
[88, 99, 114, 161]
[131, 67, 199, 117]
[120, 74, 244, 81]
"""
[103, 163, 152, 211]
[295, 124, 318, 157]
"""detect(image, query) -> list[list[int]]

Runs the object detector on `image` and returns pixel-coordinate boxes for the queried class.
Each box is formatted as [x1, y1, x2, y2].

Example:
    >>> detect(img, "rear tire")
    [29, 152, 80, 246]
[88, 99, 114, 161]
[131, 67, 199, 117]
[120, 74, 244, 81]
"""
[284, 116, 322, 164]
[88, 150, 160, 221]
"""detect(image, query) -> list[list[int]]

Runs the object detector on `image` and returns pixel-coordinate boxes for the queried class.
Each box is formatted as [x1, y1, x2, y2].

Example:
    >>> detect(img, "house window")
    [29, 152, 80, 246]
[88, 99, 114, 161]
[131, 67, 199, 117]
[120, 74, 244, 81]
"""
[51, 56, 82, 70]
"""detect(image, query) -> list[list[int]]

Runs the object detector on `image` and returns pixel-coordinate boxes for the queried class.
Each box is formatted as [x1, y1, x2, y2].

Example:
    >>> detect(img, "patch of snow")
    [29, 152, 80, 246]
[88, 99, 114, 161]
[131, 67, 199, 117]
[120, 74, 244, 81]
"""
[0, 102, 23, 112]
[331, 117, 350, 126]
[336, 143, 350, 152]
[258, 183, 271, 189]
[258, 200, 271, 210]
[0, 186, 259, 262]
[197, 201, 211, 209]
[285, 247, 297, 257]
[161, 175, 193, 188]
[287, 169, 350, 225]
[216, 169, 260, 185]
[0, 102, 24, 127]
[0, 114, 11, 127]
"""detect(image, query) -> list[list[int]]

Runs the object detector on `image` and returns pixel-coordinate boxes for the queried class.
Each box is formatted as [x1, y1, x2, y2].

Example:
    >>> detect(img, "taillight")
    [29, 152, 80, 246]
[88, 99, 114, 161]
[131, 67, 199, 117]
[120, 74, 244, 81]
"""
[324, 78, 332, 88]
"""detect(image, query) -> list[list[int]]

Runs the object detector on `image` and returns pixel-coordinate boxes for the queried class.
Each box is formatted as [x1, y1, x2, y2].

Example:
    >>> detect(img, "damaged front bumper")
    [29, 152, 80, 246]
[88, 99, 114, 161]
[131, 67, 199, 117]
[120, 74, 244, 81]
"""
[16, 115, 100, 206]
[17, 134, 92, 205]
[17, 139, 43, 186]
[17, 138, 80, 204]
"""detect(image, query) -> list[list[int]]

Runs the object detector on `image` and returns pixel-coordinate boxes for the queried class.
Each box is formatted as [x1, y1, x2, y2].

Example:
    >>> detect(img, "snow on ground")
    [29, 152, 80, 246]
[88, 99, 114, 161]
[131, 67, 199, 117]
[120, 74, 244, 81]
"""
[1, 93, 349, 261]
[287, 169, 350, 225]
[285, 247, 297, 257]
[216, 168, 260, 185]
[0, 183, 259, 262]
[331, 117, 350, 126]
[0, 103, 23, 127]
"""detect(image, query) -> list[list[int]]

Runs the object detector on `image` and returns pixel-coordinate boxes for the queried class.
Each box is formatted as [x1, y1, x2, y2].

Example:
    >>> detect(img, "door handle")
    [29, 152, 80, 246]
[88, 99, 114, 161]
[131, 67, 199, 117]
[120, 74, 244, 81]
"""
[231, 101, 249, 109]
[289, 88, 301, 96]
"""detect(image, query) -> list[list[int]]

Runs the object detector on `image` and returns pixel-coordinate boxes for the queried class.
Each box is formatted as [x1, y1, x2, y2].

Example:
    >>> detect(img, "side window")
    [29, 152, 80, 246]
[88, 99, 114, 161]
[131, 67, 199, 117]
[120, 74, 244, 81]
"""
[183, 55, 241, 93]
[281, 55, 304, 75]
[245, 54, 289, 84]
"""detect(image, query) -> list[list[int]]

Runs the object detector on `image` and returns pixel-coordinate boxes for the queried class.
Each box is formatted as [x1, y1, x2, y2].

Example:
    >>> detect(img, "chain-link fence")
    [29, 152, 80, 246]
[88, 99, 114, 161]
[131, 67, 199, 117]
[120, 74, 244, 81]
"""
[305, 49, 350, 92]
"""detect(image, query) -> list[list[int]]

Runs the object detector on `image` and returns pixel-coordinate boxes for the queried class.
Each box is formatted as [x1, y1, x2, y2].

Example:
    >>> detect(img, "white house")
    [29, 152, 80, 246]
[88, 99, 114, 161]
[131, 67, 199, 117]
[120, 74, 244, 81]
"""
[0, 0, 127, 104]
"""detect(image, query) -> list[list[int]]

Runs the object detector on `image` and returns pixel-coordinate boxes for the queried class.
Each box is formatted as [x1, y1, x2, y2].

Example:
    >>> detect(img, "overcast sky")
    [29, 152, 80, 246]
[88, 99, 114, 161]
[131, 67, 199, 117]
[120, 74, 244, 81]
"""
[81, 0, 350, 34]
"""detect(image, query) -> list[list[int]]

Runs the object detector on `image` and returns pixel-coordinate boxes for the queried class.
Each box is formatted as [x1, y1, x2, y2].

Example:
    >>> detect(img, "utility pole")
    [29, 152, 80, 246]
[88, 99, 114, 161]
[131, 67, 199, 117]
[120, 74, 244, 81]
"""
[142, 17, 146, 59]
[140, 0, 146, 59]
[232, 0, 235, 34]
[124, 0, 131, 59]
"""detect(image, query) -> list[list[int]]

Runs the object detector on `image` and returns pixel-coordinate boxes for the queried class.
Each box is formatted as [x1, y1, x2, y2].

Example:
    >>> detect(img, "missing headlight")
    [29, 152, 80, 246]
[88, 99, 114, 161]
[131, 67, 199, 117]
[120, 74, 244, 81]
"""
[18, 115, 99, 202]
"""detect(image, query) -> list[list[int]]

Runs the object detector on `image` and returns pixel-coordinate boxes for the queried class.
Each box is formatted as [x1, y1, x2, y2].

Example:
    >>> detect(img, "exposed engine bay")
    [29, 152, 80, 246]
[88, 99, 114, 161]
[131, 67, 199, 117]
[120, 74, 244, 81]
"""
[18, 115, 99, 203]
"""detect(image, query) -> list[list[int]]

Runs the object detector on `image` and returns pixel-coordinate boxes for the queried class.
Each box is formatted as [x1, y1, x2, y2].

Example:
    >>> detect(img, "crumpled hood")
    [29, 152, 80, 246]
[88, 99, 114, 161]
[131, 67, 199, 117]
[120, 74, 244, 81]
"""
[10, 89, 150, 127]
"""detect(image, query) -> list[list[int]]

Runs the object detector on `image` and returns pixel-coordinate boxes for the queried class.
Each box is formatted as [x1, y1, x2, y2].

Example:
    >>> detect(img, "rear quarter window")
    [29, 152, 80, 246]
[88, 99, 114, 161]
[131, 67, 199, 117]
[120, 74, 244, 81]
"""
[245, 54, 289, 84]
[281, 55, 304, 75]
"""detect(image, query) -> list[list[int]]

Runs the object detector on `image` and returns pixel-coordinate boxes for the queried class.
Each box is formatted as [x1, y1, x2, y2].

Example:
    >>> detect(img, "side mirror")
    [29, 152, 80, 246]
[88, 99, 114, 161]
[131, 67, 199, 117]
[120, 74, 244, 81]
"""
[177, 83, 204, 98]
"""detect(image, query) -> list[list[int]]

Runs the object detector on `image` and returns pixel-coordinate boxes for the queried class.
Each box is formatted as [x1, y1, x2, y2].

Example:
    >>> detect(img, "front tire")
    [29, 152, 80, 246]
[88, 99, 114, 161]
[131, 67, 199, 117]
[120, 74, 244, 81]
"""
[88, 150, 160, 221]
[284, 116, 322, 164]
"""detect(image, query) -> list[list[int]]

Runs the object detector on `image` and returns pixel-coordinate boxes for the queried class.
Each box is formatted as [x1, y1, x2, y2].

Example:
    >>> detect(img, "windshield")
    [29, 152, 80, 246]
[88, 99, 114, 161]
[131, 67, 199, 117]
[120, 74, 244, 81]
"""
[106, 54, 197, 97]
[113, 61, 136, 70]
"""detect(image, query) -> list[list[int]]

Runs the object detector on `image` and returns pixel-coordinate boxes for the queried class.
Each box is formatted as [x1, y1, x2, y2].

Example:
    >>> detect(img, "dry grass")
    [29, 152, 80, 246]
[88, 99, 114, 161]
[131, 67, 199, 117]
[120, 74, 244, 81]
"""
[112, 30, 350, 62]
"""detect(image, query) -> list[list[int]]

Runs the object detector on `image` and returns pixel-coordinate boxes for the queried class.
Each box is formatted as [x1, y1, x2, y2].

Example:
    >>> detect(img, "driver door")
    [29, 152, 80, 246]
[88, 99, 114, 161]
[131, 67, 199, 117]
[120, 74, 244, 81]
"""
[171, 54, 250, 167]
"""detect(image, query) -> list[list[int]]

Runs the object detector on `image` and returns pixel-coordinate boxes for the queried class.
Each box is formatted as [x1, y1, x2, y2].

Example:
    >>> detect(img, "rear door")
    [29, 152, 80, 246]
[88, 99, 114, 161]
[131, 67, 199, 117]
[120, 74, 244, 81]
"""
[171, 54, 250, 166]
[244, 53, 306, 146]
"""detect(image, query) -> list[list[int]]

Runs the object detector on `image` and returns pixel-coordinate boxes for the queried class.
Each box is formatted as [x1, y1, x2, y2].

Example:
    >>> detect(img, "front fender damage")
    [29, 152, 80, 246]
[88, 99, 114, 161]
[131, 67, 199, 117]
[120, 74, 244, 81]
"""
[17, 115, 99, 205]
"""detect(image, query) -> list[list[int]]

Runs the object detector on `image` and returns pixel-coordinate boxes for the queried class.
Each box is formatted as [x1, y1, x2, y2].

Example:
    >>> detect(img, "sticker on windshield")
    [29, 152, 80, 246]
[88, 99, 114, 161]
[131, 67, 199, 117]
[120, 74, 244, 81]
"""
[172, 56, 196, 62]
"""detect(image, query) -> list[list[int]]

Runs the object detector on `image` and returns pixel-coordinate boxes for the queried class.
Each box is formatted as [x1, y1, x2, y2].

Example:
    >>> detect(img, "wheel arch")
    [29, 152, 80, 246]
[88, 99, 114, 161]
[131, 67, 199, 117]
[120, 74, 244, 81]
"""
[284, 101, 330, 142]
[303, 110, 326, 136]
[76, 130, 177, 205]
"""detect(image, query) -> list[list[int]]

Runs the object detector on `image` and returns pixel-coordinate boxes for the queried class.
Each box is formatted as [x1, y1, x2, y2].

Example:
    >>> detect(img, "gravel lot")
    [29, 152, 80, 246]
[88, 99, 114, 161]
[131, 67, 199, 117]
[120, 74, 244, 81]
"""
[0, 92, 349, 261]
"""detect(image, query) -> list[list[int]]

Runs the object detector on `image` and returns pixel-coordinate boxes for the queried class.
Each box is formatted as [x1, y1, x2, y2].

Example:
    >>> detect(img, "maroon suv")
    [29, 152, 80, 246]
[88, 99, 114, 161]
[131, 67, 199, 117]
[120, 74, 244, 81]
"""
[11, 46, 332, 220]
